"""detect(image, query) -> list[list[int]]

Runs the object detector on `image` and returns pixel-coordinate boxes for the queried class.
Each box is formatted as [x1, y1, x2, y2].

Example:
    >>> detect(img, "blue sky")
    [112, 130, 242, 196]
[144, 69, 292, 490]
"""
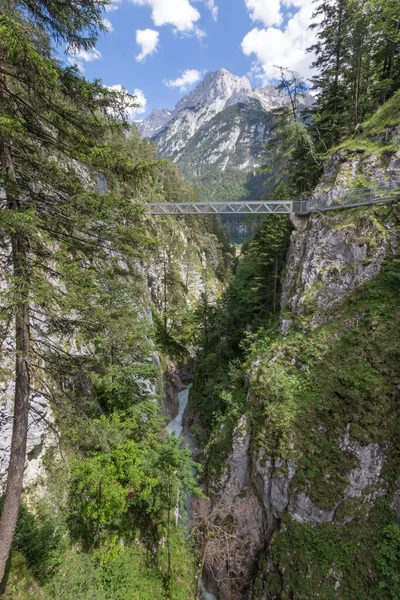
[65, 0, 316, 119]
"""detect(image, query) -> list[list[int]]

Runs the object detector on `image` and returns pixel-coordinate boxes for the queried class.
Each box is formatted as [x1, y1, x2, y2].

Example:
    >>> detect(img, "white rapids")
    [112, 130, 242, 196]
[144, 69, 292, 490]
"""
[166, 384, 218, 600]
[200, 582, 218, 600]
[166, 385, 192, 438]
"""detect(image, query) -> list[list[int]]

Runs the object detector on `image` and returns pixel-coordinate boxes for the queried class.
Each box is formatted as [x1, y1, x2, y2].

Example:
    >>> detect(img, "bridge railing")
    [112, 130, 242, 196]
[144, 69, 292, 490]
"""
[307, 184, 400, 213]
[292, 199, 309, 214]
[146, 185, 399, 215]
[148, 201, 295, 215]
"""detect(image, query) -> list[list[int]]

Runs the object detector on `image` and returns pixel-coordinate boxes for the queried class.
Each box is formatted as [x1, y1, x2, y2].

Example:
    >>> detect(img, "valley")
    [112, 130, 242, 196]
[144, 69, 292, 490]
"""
[0, 0, 399, 599]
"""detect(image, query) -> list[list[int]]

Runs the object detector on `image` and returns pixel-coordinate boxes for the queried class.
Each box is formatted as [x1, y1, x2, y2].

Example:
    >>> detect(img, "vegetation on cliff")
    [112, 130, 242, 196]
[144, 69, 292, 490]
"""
[0, 0, 399, 597]
[0, 1, 230, 596]
[262, 0, 400, 198]
[251, 224, 400, 599]
[189, 90, 400, 600]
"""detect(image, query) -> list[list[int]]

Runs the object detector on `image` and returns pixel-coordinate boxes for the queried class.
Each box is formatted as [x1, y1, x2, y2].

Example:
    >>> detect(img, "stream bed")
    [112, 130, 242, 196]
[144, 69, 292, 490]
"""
[166, 385, 218, 600]
[166, 385, 191, 437]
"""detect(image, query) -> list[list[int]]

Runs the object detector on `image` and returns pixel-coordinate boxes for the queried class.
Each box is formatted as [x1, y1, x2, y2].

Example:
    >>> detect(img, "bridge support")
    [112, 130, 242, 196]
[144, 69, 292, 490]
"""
[291, 213, 309, 232]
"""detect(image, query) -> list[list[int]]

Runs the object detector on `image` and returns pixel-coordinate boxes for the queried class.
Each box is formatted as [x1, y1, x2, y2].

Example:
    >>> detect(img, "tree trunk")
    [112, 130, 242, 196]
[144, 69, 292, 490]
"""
[0, 74, 31, 579]
[163, 252, 168, 335]
[332, 0, 344, 146]
[0, 231, 30, 583]
[166, 473, 172, 600]
[273, 256, 278, 313]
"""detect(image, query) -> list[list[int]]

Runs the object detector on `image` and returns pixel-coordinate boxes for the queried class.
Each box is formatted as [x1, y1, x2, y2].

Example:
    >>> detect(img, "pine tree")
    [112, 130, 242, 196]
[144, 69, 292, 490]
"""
[308, 0, 400, 147]
[309, 0, 352, 147]
[259, 69, 318, 196]
[0, 1, 151, 580]
[369, 0, 400, 105]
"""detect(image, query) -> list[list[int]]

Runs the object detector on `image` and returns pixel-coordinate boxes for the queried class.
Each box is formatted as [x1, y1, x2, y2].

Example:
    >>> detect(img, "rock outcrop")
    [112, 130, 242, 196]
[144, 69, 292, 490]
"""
[200, 146, 400, 599]
[0, 388, 56, 492]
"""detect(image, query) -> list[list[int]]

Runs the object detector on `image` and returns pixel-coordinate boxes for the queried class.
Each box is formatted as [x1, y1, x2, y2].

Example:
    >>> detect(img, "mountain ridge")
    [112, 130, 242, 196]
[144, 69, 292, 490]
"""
[137, 68, 288, 164]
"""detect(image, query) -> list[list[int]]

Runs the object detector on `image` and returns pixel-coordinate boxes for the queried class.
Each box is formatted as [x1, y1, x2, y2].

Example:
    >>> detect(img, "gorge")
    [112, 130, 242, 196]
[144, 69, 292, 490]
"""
[1, 89, 399, 600]
[0, 0, 400, 598]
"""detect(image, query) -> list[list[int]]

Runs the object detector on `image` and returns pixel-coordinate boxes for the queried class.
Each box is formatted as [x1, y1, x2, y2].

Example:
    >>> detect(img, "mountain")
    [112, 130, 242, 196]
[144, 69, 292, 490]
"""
[137, 69, 287, 171]
[137, 69, 299, 242]
[136, 108, 172, 138]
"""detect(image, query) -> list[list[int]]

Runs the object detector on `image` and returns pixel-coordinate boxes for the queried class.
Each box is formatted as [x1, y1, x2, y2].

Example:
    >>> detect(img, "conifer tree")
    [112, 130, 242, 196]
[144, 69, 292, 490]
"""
[369, 0, 400, 105]
[0, 0, 150, 579]
[308, 0, 400, 147]
[260, 68, 318, 196]
[309, 0, 352, 146]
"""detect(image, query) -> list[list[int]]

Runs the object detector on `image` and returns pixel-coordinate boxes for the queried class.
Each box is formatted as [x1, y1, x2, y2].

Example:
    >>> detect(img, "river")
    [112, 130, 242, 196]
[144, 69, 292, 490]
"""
[166, 385, 191, 437]
[166, 385, 218, 600]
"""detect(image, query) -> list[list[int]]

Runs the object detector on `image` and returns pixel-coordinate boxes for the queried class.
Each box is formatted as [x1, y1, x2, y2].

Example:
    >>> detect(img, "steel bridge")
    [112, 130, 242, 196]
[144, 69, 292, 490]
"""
[149, 201, 299, 215]
[147, 186, 399, 215]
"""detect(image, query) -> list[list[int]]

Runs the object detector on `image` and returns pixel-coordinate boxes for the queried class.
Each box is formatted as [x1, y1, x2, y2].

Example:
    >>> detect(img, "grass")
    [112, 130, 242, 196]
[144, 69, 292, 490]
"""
[332, 90, 400, 157]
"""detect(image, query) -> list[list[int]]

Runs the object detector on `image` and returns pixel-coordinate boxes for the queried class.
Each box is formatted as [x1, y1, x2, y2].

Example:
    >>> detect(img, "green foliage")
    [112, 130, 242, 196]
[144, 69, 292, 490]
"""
[65, 399, 201, 546]
[260, 0, 400, 199]
[249, 243, 400, 499]
[9, 501, 68, 583]
[42, 532, 196, 600]
[191, 215, 291, 431]
[192, 204, 400, 598]
[335, 89, 400, 156]
[203, 375, 248, 481]
[374, 504, 400, 596]
[266, 502, 400, 600]
[310, 0, 400, 144]
[0, 2, 218, 596]
[3, 551, 46, 599]
[149, 202, 232, 362]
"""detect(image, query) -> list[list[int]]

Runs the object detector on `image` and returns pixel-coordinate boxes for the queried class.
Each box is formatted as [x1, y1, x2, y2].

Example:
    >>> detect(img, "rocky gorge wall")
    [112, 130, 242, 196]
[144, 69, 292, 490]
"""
[198, 146, 400, 600]
[0, 213, 228, 498]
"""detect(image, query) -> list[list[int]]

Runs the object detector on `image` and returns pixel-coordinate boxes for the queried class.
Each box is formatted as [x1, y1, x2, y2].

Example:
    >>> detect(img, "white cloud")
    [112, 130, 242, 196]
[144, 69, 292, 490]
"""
[106, 0, 122, 11]
[242, 0, 318, 82]
[136, 28, 160, 61]
[67, 47, 101, 73]
[245, 0, 282, 27]
[164, 69, 202, 91]
[130, 0, 202, 36]
[206, 0, 218, 20]
[107, 85, 147, 120]
[67, 48, 102, 62]
[103, 18, 114, 31]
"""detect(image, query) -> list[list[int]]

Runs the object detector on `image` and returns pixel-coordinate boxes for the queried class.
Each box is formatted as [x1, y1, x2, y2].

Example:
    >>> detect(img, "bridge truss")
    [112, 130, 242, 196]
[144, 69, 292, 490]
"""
[147, 186, 399, 216]
[148, 201, 306, 215]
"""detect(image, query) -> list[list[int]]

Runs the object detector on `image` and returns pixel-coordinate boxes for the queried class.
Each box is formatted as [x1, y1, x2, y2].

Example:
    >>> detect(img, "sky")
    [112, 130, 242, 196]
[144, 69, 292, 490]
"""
[65, 0, 318, 119]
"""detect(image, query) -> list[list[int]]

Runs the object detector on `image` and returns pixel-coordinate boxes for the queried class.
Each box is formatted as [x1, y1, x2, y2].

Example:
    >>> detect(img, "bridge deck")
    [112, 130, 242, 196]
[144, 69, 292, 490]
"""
[147, 187, 399, 215]
[148, 201, 300, 215]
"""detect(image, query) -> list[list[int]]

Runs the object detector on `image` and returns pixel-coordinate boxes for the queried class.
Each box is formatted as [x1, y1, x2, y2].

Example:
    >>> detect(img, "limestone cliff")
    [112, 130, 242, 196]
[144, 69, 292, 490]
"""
[198, 145, 400, 599]
[0, 214, 229, 495]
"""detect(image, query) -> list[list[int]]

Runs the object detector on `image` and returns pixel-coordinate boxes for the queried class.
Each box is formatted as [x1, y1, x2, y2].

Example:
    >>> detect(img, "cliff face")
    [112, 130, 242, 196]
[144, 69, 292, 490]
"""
[200, 147, 400, 599]
[0, 214, 228, 495]
[147, 217, 229, 419]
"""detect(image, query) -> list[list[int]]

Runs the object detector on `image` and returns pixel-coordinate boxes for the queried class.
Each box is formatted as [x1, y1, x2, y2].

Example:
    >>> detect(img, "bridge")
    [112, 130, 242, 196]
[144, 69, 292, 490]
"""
[148, 201, 300, 215]
[147, 186, 399, 215]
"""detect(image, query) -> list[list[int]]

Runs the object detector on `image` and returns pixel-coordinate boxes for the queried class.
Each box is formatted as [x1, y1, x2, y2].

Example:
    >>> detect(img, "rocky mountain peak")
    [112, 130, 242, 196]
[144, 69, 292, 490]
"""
[175, 69, 252, 114]
[136, 68, 292, 170]
[136, 108, 172, 139]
